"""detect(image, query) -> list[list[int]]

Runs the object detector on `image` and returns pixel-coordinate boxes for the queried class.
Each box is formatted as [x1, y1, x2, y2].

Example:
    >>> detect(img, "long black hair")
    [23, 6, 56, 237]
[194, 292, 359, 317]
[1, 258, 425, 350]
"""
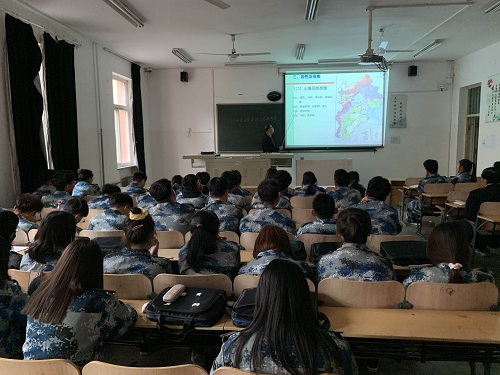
[302, 171, 318, 196]
[231, 259, 354, 375]
[186, 211, 219, 272]
[0, 210, 19, 287]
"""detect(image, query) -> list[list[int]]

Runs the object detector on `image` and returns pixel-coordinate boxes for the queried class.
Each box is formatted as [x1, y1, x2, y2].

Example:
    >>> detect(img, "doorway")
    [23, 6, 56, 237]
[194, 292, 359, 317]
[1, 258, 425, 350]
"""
[464, 85, 480, 164]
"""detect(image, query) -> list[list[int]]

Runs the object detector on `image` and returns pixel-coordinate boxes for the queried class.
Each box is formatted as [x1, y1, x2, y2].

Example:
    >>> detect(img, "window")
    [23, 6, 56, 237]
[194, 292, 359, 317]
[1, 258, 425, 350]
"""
[112, 74, 136, 168]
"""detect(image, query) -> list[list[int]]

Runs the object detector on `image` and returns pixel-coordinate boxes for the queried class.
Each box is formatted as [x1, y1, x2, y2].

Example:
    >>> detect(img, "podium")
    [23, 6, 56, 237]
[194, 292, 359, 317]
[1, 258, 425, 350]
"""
[183, 153, 294, 185]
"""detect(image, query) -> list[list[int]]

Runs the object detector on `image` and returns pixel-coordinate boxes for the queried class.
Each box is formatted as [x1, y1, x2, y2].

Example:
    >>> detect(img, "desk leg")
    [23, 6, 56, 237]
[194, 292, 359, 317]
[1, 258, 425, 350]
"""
[484, 361, 492, 375]
[469, 361, 476, 375]
[416, 200, 423, 235]
[471, 218, 480, 266]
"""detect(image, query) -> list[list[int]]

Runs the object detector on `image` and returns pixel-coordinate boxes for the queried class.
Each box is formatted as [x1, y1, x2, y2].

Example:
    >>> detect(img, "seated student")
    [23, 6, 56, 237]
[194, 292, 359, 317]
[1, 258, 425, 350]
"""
[176, 174, 207, 209]
[238, 225, 310, 277]
[41, 170, 77, 208]
[294, 171, 326, 197]
[33, 169, 56, 197]
[406, 159, 448, 223]
[178, 211, 241, 280]
[171, 174, 183, 195]
[14, 193, 43, 233]
[103, 208, 171, 279]
[20, 211, 76, 272]
[0, 210, 27, 359]
[251, 170, 293, 211]
[349, 171, 366, 197]
[352, 176, 402, 235]
[231, 169, 252, 197]
[296, 193, 337, 238]
[61, 197, 89, 234]
[88, 193, 132, 231]
[72, 169, 101, 197]
[327, 169, 362, 211]
[403, 222, 493, 287]
[203, 177, 243, 232]
[451, 159, 477, 184]
[122, 171, 147, 196]
[196, 171, 211, 196]
[211, 259, 357, 375]
[495, 161, 500, 173]
[222, 170, 248, 210]
[317, 208, 396, 282]
[148, 179, 195, 235]
[22, 238, 137, 367]
[240, 179, 296, 235]
[87, 184, 121, 209]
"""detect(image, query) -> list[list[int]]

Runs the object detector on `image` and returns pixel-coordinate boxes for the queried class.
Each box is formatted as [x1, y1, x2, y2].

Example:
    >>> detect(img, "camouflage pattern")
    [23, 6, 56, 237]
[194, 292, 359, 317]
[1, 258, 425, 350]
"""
[228, 193, 248, 211]
[41, 191, 71, 208]
[20, 252, 61, 272]
[17, 217, 38, 233]
[103, 248, 172, 280]
[136, 193, 157, 210]
[235, 186, 252, 197]
[87, 196, 110, 210]
[33, 185, 56, 197]
[251, 192, 292, 212]
[351, 199, 402, 235]
[211, 331, 358, 375]
[239, 204, 297, 235]
[296, 218, 337, 238]
[294, 184, 326, 197]
[203, 198, 243, 232]
[71, 181, 101, 197]
[172, 183, 182, 195]
[327, 187, 361, 211]
[148, 202, 195, 235]
[178, 239, 242, 280]
[23, 290, 137, 366]
[176, 192, 207, 209]
[238, 250, 310, 277]
[87, 210, 126, 231]
[317, 243, 396, 282]
[122, 182, 146, 196]
[451, 172, 472, 185]
[0, 280, 27, 358]
[417, 173, 448, 193]
[402, 263, 495, 287]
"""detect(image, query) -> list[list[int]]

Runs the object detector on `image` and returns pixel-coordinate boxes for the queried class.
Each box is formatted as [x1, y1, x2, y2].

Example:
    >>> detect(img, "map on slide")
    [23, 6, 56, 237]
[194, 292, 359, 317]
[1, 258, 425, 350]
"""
[284, 71, 386, 148]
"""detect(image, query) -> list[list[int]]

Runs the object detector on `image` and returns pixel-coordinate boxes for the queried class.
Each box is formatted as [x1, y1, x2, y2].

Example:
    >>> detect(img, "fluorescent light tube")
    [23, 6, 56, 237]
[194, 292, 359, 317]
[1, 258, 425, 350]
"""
[485, 1, 500, 14]
[172, 48, 193, 64]
[296, 44, 306, 60]
[102, 0, 145, 27]
[413, 40, 442, 57]
[305, 0, 320, 21]
[318, 59, 359, 64]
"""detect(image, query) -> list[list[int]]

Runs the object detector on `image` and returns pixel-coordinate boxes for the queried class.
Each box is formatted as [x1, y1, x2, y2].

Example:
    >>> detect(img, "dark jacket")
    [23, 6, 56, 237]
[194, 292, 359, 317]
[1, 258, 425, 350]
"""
[261, 133, 278, 153]
[464, 183, 500, 221]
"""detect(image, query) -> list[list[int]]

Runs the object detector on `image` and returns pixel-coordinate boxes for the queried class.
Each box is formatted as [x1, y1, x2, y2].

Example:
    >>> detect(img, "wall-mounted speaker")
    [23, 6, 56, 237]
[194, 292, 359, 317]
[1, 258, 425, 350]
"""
[408, 65, 418, 77]
[180, 71, 188, 82]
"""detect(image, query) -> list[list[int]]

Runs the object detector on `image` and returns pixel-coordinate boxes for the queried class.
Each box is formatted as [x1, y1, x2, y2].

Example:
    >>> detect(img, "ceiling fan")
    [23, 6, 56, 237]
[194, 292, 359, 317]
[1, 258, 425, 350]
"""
[375, 29, 414, 55]
[199, 34, 271, 63]
[203, 0, 231, 10]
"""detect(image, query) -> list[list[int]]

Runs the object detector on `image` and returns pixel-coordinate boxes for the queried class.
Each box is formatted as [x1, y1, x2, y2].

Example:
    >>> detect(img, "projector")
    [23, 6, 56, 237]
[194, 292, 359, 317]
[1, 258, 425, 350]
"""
[359, 54, 386, 65]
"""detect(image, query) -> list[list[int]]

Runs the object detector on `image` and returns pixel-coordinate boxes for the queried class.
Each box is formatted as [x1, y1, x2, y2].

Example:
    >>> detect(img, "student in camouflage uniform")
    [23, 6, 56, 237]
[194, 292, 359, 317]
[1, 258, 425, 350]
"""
[317, 208, 396, 282]
[222, 170, 248, 211]
[103, 208, 171, 279]
[450, 158, 476, 184]
[327, 169, 361, 211]
[240, 180, 296, 235]
[403, 222, 494, 287]
[296, 193, 337, 238]
[231, 170, 252, 197]
[22, 238, 137, 367]
[148, 179, 195, 235]
[122, 171, 148, 196]
[61, 197, 89, 234]
[211, 259, 358, 375]
[352, 176, 402, 235]
[87, 184, 121, 210]
[406, 159, 448, 223]
[176, 174, 207, 209]
[0, 210, 27, 358]
[33, 169, 56, 197]
[41, 170, 77, 208]
[171, 174, 183, 195]
[294, 171, 326, 197]
[20, 211, 76, 271]
[197, 171, 211, 195]
[72, 169, 101, 198]
[178, 211, 241, 280]
[88, 193, 133, 231]
[251, 170, 293, 211]
[14, 193, 43, 234]
[349, 171, 366, 198]
[203, 177, 243, 233]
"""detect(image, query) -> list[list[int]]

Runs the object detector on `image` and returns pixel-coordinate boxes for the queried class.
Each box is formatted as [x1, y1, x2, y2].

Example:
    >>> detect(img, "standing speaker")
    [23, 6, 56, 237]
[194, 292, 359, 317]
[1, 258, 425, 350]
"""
[180, 71, 188, 82]
[408, 65, 418, 77]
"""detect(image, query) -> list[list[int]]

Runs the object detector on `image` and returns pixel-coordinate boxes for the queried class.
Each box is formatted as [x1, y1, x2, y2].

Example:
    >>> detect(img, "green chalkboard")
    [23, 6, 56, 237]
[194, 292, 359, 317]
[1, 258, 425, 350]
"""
[217, 104, 285, 152]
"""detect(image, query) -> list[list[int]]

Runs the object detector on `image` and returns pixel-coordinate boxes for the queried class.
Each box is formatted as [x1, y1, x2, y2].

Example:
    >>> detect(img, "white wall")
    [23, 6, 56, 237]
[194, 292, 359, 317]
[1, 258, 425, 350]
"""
[451, 40, 500, 173]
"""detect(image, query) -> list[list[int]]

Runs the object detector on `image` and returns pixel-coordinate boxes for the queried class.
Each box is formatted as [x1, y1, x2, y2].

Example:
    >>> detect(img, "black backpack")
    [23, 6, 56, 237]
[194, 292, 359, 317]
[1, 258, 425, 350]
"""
[310, 242, 340, 264]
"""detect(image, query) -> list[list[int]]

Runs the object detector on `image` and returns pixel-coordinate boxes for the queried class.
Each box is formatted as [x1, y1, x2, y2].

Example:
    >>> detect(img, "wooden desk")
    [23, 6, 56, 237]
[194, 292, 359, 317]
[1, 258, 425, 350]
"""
[417, 192, 449, 233]
[399, 185, 419, 218]
[158, 249, 254, 264]
[442, 201, 466, 222]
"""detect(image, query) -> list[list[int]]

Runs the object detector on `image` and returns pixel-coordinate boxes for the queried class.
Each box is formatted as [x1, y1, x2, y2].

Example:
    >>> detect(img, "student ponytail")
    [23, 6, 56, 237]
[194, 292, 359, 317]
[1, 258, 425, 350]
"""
[305, 184, 316, 196]
[186, 211, 219, 272]
[470, 162, 477, 183]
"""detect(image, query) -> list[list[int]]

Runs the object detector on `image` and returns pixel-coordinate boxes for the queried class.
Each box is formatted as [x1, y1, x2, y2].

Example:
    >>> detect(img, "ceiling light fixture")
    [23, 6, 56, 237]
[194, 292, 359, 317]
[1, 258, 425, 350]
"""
[305, 0, 320, 21]
[102, 0, 144, 27]
[172, 48, 193, 64]
[485, 1, 500, 14]
[413, 40, 442, 57]
[318, 58, 359, 64]
[296, 44, 306, 60]
[224, 61, 276, 66]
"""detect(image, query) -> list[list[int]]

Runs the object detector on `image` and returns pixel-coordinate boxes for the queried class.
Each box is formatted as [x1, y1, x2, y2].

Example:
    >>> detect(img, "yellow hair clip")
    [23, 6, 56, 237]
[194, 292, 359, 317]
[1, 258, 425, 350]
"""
[129, 208, 148, 221]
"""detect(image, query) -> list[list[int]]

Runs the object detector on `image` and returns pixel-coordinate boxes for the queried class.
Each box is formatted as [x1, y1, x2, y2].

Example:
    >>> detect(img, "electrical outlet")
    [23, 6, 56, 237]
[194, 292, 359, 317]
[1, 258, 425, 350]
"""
[390, 136, 400, 144]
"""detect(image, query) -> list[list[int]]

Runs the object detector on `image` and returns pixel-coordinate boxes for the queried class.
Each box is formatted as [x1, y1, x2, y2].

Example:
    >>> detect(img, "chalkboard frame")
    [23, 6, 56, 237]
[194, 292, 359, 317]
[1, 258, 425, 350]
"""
[217, 103, 285, 152]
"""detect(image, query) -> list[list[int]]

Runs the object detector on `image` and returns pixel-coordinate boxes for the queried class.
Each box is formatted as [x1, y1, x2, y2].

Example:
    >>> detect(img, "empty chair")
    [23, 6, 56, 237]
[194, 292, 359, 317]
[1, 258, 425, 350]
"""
[0, 358, 80, 375]
[82, 361, 208, 375]
[367, 234, 423, 254]
[290, 196, 314, 209]
[454, 181, 483, 192]
[152, 273, 233, 296]
[405, 282, 499, 310]
[297, 233, 343, 261]
[318, 278, 405, 308]
[240, 232, 260, 251]
[157, 230, 185, 249]
[103, 273, 153, 299]
[477, 202, 500, 231]
[292, 208, 316, 227]
[12, 230, 29, 246]
[233, 273, 315, 296]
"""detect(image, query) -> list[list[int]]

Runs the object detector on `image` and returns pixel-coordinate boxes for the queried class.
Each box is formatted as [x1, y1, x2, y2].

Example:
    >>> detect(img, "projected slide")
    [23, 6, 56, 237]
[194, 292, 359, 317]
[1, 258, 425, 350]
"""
[284, 71, 386, 148]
